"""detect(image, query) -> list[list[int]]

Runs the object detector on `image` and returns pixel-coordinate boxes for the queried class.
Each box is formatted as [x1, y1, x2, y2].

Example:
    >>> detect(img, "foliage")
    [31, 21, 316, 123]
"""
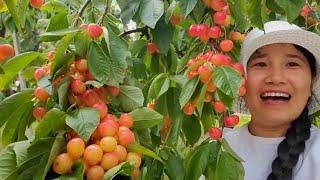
[0, 0, 319, 179]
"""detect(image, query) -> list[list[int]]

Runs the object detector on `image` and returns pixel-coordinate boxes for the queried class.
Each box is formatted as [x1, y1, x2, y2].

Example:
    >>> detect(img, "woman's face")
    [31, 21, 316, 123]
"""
[244, 43, 312, 131]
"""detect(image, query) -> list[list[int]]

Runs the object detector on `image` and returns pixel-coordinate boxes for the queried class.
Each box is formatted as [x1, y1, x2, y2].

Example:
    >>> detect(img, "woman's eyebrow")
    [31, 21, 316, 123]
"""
[285, 54, 307, 62]
[248, 51, 267, 62]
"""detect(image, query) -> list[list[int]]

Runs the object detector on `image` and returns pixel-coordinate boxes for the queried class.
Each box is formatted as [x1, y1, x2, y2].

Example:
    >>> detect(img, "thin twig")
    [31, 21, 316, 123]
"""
[119, 26, 148, 38]
[12, 29, 27, 90]
[97, 0, 109, 26]
[72, 0, 92, 27]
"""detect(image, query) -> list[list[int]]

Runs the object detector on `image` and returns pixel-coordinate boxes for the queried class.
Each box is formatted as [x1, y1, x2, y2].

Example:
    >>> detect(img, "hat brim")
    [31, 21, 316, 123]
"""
[234, 30, 320, 116]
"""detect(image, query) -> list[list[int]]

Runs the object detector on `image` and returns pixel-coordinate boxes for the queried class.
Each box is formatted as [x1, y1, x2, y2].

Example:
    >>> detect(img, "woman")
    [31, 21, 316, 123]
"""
[225, 21, 320, 180]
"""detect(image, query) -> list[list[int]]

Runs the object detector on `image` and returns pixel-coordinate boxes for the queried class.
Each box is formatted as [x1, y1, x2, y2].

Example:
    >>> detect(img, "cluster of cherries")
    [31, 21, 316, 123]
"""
[183, 0, 248, 140]
[53, 113, 141, 179]
[32, 23, 108, 120]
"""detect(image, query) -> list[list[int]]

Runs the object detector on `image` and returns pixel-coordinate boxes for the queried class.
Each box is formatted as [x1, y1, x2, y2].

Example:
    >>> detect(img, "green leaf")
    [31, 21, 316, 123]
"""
[84, 80, 104, 88]
[4, 0, 20, 30]
[165, 1, 177, 24]
[0, 91, 33, 128]
[18, 0, 29, 28]
[34, 134, 66, 180]
[274, 0, 305, 22]
[51, 32, 79, 77]
[220, 138, 244, 162]
[34, 108, 66, 141]
[59, 161, 84, 180]
[40, 1, 69, 12]
[147, 73, 169, 102]
[213, 66, 242, 98]
[125, 144, 164, 163]
[56, 77, 71, 110]
[46, 12, 69, 32]
[119, 85, 144, 112]
[103, 27, 130, 68]
[119, 0, 142, 24]
[166, 88, 184, 147]
[74, 32, 92, 58]
[164, 152, 185, 180]
[216, 89, 234, 109]
[2, 101, 33, 147]
[184, 143, 211, 180]
[216, 151, 244, 180]
[182, 115, 201, 145]
[129, 39, 148, 56]
[0, 52, 41, 90]
[130, 107, 163, 129]
[39, 29, 81, 42]
[139, 0, 164, 28]
[179, 75, 199, 108]
[227, 0, 250, 32]
[13, 141, 30, 166]
[196, 82, 209, 117]
[179, 0, 198, 18]
[104, 162, 134, 180]
[0, 144, 17, 179]
[151, 17, 174, 55]
[265, 0, 285, 14]
[87, 41, 111, 83]
[65, 108, 100, 142]
[246, 0, 263, 29]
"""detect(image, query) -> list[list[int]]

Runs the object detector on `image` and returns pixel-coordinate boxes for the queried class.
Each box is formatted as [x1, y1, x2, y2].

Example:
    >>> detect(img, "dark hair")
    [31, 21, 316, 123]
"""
[267, 45, 317, 180]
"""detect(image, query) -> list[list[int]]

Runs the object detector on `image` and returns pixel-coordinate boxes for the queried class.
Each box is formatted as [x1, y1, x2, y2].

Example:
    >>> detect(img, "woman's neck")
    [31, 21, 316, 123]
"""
[248, 121, 291, 138]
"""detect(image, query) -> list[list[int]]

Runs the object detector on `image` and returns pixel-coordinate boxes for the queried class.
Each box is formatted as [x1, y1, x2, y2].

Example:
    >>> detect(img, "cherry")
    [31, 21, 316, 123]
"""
[208, 127, 221, 140]
[34, 87, 50, 101]
[198, 65, 212, 83]
[208, 26, 221, 39]
[300, 5, 311, 17]
[238, 85, 246, 96]
[188, 24, 198, 37]
[47, 50, 55, 61]
[33, 107, 46, 120]
[183, 102, 195, 115]
[213, 101, 225, 113]
[0, 44, 14, 63]
[232, 62, 244, 76]
[29, 0, 43, 9]
[219, 40, 234, 52]
[33, 68, 47, 80]
[147, 43, 160, 54]
[70, 79, 86, 95]
[75, 59, 88, 73]
[87, 23, 103, 39]
[210, 0, 226, 11]
[224, 115, 239, 127]
[213, 11, 226, 25]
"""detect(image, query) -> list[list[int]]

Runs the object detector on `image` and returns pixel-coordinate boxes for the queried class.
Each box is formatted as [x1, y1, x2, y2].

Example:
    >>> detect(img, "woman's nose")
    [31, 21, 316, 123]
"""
[264, 66, 286, 84]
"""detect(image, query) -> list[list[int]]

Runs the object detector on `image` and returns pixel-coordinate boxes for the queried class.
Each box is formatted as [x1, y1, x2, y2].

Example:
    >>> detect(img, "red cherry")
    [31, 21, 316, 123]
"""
[87, 23, 103, 39]
[188, 24, 198, 37]
[238, 85, 246, 96]
[210, 0, 226, 11]
[232, 63, 244, 76]
[219, 40, 234, 52]
[106, 85, 120, 97]
[198, 65, 212, 83]
[224, 115, 239, 127]
[147, 43, 159, 54]
[197, 24, 209, 37]
[213, 11, 226, 25]
[300, 5, 311, 17]
[70, 79, 86, 95]
[208, 26, 221, 39]
[33, 107, 46, 120]
[183, 102, 195, 115]
[210, 54, 225, 66]
[33, 68, 47, 80]
[208, 127, 221, 140]
[80, 24, 88, 29]
[47, 50, 55, 62]
[34, 87, 50, 101]
[213, 101, 225, 113]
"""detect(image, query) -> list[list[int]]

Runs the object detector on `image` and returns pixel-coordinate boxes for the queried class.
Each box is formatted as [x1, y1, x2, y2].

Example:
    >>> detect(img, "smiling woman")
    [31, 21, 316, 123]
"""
[225, 21, 320, 180]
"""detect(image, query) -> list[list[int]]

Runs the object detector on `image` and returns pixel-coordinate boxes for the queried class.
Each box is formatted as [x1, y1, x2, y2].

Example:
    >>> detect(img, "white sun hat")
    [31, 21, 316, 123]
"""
[234, 20, 320, 116]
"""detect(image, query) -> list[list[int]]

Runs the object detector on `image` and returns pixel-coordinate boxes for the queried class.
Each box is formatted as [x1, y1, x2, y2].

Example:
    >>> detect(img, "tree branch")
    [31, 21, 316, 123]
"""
[97, 0, 109, 26]
[119, 26, 149, 39]
[72, 0, 92, 27]
[12, 29, 27, 90]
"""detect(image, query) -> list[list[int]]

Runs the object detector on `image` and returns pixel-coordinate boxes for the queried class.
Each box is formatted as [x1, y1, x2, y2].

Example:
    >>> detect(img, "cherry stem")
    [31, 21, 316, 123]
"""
[97, 0, 109, 26]
[72, 0, 92, 27]
[119, 26, 149, 39]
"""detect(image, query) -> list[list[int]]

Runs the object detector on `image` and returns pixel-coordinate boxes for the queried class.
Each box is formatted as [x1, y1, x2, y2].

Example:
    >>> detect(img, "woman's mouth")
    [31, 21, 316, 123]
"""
[260, 92, 291, 105]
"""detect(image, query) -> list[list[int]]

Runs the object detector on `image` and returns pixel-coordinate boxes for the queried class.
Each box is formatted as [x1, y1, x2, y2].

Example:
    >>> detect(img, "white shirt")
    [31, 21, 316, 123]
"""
[222, 124, 320, 180]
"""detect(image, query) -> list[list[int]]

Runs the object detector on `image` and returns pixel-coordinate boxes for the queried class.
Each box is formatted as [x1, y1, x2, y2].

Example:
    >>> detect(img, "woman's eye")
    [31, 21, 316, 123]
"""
[287, 62, 299, 67]
[253, 62, 266, 67]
